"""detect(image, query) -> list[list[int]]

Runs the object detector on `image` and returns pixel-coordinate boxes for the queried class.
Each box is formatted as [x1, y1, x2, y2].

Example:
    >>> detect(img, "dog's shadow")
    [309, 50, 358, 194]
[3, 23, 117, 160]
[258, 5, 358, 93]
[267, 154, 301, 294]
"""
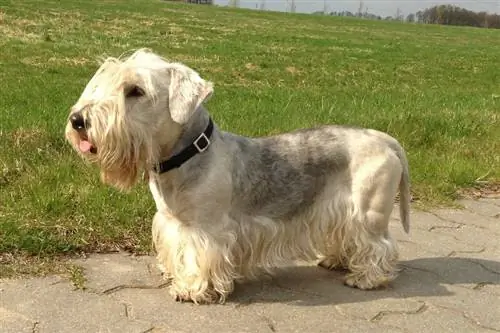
[229, 256, 500, 306]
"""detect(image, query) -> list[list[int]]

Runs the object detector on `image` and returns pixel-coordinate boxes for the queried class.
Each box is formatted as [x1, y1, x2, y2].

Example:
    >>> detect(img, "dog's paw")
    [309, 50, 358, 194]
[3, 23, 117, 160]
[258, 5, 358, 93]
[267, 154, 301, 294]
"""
[156, 263, 167, 274]
[156, 263, 174, 281]
[173, 293, 192, 303]
[169, 286, 220, 305]
[344, 273, 391, 290]
[318, 256, 347, 271]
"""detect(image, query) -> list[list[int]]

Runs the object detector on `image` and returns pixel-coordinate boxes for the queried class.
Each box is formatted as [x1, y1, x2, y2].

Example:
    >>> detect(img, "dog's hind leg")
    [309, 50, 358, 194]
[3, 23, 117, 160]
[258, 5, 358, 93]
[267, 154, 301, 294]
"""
[343, 216, 399, 290]
[343, 153, 402, 290]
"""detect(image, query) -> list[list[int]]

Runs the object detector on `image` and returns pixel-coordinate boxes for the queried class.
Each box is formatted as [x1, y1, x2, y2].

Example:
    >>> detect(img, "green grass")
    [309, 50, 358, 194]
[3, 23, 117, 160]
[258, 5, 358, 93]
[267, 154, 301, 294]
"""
[0, 0, 499, 273]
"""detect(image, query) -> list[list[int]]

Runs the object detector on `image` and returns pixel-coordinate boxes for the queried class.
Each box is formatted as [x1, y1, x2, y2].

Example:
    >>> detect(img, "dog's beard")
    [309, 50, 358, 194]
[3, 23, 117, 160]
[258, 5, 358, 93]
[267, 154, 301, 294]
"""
[69, 110, 156, 191]
[98, 122, 153, 191]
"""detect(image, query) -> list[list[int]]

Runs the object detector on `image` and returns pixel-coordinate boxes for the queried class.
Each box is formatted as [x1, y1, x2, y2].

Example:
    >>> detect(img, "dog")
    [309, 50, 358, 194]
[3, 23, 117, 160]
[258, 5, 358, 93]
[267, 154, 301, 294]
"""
[65, 48, 411, 304]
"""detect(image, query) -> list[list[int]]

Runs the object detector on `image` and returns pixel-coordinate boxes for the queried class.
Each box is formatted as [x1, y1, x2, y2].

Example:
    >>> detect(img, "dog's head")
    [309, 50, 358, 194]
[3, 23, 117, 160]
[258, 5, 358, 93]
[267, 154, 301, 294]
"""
[65, 48, 214, 190]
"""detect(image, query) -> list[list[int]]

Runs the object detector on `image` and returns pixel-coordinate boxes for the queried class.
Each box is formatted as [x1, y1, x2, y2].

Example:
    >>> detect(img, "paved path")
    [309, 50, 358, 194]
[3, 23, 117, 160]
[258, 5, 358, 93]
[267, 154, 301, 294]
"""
[1, 198, 499, 333]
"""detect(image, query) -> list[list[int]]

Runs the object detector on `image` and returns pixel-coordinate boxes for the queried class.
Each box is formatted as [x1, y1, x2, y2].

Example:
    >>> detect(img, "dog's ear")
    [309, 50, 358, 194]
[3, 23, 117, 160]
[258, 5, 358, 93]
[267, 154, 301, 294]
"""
[167, 65, 213, 125]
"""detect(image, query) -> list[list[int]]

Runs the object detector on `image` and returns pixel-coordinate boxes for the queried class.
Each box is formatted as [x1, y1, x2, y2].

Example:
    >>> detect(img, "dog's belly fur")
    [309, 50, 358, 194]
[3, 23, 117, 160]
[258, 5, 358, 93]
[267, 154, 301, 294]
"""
[226, 173, 353, 276]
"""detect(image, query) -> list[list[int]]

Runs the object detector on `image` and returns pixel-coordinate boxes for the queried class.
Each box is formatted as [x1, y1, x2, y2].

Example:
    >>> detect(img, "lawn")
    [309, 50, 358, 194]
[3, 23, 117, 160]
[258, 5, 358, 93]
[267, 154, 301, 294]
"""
[0, 0, 499, 276]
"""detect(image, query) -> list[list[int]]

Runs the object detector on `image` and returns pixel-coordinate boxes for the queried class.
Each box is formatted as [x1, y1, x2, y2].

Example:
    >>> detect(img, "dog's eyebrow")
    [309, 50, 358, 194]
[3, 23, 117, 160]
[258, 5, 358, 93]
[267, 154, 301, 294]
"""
[70, 103, 93, 117]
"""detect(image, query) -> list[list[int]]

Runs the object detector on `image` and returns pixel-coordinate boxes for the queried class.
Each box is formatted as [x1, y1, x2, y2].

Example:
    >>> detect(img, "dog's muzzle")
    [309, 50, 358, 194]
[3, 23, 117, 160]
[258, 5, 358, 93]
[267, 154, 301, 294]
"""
[69, 111, 96, 154]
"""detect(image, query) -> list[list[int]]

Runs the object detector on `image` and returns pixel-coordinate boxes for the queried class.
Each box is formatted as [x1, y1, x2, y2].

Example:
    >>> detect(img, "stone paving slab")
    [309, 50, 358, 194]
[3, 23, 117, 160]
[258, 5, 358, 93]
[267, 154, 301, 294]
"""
[1, 198, 499, 333]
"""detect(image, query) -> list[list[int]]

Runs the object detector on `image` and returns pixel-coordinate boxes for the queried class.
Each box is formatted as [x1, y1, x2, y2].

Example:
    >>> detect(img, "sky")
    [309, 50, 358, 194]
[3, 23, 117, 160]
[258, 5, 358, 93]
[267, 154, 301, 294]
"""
[214, 0, 500, 18]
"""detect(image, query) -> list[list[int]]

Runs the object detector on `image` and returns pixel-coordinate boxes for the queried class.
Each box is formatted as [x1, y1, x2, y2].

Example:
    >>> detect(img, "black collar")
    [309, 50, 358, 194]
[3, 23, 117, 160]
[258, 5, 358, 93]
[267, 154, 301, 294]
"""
[153, 118, 214, 174]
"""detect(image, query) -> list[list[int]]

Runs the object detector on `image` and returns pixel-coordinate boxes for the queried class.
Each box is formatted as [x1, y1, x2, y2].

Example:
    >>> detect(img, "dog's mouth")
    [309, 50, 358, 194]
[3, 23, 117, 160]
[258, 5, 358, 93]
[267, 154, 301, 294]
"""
[68, 112, 97, 154]
[78, 132, 97, 154]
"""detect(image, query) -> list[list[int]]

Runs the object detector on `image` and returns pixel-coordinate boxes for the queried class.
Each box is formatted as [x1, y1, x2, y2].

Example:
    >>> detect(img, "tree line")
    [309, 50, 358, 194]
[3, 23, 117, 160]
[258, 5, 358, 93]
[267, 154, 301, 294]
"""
[414, 5, 500, 28]
[316, 4, 500, 29]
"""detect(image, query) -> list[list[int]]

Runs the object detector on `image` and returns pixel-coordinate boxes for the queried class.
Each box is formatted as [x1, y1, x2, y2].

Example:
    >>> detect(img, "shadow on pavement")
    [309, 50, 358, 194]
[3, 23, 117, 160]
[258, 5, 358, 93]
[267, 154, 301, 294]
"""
[228, 256, 500, 306]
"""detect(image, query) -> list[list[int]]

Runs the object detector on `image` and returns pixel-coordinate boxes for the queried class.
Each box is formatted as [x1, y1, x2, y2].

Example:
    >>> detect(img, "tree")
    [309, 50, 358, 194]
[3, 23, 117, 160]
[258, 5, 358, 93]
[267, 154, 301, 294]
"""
[406, 13, 415, 23]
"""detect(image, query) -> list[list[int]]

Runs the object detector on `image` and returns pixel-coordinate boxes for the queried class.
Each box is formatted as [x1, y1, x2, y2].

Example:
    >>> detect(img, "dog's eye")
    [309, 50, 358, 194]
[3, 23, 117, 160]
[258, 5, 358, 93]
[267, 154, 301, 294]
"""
[125, 85, 145, 98]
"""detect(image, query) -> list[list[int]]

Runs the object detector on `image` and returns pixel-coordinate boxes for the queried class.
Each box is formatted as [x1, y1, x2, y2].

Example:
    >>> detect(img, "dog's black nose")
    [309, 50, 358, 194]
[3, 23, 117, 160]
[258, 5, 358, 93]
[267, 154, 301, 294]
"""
[70, 112, 85, 130]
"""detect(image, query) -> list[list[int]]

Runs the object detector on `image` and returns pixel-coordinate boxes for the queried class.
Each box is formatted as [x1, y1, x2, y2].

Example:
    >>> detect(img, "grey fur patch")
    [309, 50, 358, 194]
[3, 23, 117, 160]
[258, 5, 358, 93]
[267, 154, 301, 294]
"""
[229, 127, 351, 220]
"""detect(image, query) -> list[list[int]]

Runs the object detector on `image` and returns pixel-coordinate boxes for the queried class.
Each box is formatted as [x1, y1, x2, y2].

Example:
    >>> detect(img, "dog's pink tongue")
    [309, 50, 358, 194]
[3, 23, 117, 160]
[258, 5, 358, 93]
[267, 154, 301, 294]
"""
[79, 140, 93, 153]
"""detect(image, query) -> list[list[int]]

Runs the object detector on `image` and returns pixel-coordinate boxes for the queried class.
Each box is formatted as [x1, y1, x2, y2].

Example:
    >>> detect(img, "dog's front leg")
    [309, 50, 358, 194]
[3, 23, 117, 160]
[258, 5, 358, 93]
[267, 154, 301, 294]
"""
[152, 212, 236, 304]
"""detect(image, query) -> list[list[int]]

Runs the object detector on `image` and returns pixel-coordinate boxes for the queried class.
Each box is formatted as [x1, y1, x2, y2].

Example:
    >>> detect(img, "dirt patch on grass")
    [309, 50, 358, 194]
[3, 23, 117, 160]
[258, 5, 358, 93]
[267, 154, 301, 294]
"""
[0, 25, 41, 42]
[0, 13, 43, 42]
[11, 128, 47, 147]
[264, 44, 299, 53]
[285, 66, 301, 75]
[0, 253, 68, 279]
[245, 63, 260, 71]
[224, 69, 272, 88]
[90, 19, 136, 36]
[21, 56, 89, 67]
[11, 18, 40, 27]
[21, 56, 43, 66]
[458, 181, 500, 199]
[49, 56, 90, 66]
[172, 54, 218, 64]
[0, 10, 82, 43]
[0, 252, 92, 287]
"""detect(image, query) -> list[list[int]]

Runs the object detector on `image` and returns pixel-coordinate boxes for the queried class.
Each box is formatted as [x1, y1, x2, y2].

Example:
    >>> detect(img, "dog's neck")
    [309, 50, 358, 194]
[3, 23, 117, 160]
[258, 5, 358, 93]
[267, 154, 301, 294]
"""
[150, 107, 213, 207]
[171, 107, 211, 157]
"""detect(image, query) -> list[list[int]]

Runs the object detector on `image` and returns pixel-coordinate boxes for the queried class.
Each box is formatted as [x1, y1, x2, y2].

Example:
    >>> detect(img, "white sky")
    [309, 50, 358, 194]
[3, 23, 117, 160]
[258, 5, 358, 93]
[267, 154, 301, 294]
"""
[214, 0, 500, 18]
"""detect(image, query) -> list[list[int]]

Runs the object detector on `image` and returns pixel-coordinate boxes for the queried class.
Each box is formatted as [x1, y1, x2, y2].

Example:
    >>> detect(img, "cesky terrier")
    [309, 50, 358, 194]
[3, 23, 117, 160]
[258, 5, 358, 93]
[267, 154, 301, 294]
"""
[65, 48, 411, 304]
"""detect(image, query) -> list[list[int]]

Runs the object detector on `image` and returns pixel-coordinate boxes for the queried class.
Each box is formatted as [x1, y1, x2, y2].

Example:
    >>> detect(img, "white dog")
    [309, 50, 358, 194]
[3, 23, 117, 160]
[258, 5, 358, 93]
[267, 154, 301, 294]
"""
[65, 48, 411, 304]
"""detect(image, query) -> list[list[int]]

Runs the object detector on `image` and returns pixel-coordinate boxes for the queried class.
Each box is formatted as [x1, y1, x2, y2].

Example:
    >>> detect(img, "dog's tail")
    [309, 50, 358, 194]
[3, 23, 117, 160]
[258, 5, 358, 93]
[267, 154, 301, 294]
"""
[395, 144, 411, 233]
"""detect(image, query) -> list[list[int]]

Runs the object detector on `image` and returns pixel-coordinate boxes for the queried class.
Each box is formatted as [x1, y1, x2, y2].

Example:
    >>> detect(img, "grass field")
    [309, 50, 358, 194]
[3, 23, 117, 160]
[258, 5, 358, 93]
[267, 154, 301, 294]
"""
[0, 0, 499, 276]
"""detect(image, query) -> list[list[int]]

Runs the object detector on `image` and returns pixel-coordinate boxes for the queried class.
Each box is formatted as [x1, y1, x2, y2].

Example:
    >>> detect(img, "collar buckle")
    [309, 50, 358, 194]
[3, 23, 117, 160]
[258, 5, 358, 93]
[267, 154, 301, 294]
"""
[193, 132, 210, 153]
[153, 118, 215, 174]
